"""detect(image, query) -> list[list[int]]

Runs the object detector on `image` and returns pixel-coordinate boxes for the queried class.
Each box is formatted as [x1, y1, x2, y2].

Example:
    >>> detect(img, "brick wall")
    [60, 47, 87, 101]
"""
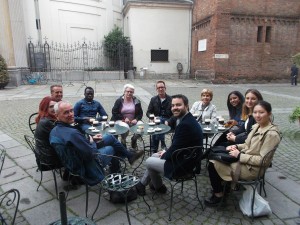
[192, 0, 300, 83]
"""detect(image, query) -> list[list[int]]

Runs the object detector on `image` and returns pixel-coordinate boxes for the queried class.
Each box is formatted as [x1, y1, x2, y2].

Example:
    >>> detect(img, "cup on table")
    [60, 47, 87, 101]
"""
[102, 116, 108, 121]
[154, 117, 160, 125]
[89, 118, 96, 123]
[204, 118, 211, 128]
[193, 113, 200, 120]
[109, 121, 115, 128]
[218, 117, 225, 126]
[149, 114, 155, 122]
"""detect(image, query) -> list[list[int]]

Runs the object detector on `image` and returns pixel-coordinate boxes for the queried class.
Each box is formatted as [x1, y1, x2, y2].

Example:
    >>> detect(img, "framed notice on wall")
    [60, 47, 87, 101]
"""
[198, 39, 207, 52]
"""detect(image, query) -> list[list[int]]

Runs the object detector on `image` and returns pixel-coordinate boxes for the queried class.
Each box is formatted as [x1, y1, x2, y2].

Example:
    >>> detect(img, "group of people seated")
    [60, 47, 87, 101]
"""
[33, 82, 281, 209]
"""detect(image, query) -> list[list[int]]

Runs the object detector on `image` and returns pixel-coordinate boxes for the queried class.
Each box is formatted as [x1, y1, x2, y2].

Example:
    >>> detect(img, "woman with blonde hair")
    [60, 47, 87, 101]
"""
[190, 88, 217, 124]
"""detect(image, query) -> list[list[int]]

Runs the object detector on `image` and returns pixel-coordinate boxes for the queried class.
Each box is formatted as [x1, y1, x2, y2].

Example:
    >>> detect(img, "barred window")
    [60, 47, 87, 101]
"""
[151, 50, 169, 62]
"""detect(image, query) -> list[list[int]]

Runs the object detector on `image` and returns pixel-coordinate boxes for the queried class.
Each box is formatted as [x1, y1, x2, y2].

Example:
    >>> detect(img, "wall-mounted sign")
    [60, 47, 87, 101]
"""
[214, 54, 229, 59]
[198, 39, 207, 52]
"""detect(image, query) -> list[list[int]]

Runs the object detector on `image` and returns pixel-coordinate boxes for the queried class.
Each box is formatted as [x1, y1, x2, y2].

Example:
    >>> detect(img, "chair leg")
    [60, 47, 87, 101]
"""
[85, 184, 89, 218]
[91, 186, 102, 220]
[124, 189, 132, 225]
[52, 170, 58, 199]
[168, 184, 175, 221]
[250, 185, 257, 222]
[193, 178, 204, 211]
[37, 170, 43, 191]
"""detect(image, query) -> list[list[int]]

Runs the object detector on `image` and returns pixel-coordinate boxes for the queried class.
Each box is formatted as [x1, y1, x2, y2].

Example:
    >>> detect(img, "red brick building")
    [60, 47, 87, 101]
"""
[191, 0, 300, 83]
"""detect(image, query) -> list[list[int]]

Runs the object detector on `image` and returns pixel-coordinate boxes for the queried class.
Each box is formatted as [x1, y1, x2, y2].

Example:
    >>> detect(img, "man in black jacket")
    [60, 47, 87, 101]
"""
[136, 94, 203, 195]
[146, 81, 172, 152]
[291, 63, 298, 86]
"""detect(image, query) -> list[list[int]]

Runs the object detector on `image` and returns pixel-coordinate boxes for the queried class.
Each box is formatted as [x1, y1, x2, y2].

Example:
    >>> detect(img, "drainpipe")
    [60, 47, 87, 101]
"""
[34, 0, 42, 44]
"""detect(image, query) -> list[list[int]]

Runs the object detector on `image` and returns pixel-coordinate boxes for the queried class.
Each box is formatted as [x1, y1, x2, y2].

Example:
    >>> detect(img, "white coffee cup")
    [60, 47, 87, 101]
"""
[93, 120, 99, 125]
[109, 121, 115, 127]
[89, 118, 96, 123]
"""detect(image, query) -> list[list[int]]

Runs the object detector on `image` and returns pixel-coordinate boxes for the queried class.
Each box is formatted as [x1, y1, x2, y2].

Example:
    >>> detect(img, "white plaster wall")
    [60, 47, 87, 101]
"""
[124, 7, 191, 74]
[22, 0, 123, 44]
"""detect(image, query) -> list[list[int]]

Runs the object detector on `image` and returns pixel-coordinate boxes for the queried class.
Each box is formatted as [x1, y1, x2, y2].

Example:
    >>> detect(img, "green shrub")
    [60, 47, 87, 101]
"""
[289, 106, 300, 123]
[0, 54, 9, 84]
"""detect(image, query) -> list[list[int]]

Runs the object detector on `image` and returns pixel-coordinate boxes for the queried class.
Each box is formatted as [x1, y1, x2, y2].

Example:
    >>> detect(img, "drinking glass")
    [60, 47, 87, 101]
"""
[204, 118, 211, 129]
[154, 117, 160, 126]
[149, 114, 155, 122]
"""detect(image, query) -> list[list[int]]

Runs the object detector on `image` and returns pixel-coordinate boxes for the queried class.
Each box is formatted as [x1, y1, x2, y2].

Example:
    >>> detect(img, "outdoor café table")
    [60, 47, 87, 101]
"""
[85, 123, 129, 136]
[201, 123, 228, 152]
[129, 123, 171, 174]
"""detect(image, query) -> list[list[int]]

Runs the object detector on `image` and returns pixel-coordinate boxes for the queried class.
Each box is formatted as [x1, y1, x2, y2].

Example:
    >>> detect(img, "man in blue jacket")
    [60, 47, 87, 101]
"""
[50, 101, 143, 185]
[74, 86, 108, 132]
[136, 94, 203, 195]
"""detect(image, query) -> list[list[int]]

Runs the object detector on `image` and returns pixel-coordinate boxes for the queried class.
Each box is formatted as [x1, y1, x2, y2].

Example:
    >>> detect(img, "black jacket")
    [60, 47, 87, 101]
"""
[146, 94, 172, 119]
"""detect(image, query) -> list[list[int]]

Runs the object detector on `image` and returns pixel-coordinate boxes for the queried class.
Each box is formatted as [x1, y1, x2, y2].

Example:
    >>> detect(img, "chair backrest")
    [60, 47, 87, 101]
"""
[256, 147, 277, 180]
[28, 112, 38, 134]
[171, 146, 203, 179]
[0, 189, 20, 225]
[0, 144, 6, 176]
[24, 135, 36, 153]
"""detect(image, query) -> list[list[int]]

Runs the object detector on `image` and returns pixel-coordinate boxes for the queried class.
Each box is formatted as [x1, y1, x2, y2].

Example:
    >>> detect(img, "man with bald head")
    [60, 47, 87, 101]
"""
[50, 101, 143, 184]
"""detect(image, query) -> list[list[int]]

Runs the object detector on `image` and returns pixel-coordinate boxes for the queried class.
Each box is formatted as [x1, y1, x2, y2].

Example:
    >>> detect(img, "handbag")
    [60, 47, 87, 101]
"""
[239, 186, 272, 217]
[208, 146, 238, 164]
[109, 188, 137, 204]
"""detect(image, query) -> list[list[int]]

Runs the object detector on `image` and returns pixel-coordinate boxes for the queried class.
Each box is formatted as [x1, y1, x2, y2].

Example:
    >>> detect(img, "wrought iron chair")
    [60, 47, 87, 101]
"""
[28, 112, 38, 134]
[0, 189, 20, 225]
[236, 148, 277, 220]
[162, 146, 204, 221]
[0, 144, 6, 175]
[24, 135, 62, 198]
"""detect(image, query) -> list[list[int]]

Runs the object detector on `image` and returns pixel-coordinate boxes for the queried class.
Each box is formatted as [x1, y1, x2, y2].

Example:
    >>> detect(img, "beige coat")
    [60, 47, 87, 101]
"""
[211, 123, 281, 181]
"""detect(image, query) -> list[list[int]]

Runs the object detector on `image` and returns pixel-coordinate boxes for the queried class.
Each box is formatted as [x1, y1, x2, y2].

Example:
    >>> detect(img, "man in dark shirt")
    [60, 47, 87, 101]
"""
[146, 81, 172, 152]
[74, 87, 108, 132]
[291, 63, 299, 86]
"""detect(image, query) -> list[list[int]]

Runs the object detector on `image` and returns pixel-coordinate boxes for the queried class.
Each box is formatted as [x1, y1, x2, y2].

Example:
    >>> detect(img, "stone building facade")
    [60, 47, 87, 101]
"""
[191, 0, 300, 83]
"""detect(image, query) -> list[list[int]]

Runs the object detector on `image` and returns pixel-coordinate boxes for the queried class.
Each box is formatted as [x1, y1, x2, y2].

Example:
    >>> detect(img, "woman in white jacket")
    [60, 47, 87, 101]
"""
[190, 88, 217, 124]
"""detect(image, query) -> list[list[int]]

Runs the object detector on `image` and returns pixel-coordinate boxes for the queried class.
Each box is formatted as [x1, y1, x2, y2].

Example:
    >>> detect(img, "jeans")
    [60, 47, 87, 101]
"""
[291, 76, 297, 85]
[96, 146, 114, 167]
[100, 134, 132, 159]
[151, 117, 167, 152]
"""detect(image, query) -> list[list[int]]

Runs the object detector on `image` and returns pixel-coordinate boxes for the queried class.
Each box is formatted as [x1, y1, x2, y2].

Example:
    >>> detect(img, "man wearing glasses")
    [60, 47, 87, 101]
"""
[146, 81, 172, 152]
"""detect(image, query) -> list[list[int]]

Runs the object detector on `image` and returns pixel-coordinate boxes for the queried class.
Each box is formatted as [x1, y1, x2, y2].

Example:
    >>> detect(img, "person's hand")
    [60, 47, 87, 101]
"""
[158, 150, 166, 158]
[93, 134, 103, 141]
[229, 149, 240, 158]
[226, 145, 237, 151]
[165, 121, 169, 126]
[131, 119, 137, 125]
[226, 132, 236, 142]
[124, 118, 130, 124]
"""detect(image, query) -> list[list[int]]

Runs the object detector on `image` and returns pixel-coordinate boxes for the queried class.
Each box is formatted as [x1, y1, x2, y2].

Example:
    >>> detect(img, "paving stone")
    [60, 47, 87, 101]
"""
[6, 144, 33, 159]
[0, 165, 29, 185]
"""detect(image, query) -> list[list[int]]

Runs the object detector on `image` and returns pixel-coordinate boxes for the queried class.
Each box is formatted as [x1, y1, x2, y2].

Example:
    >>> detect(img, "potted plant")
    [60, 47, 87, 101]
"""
[289, 106, 300, 124]
[0, 54, 9, 89]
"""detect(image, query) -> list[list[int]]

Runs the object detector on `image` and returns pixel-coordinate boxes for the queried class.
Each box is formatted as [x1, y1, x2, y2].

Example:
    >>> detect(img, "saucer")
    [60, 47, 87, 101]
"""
[154, 128, 162, 132]
[88, 127, 95, 130]
[92, 129, 100, 132]
[108, 129, 116, 133]
[203, 127, 211, 131]
[148, 122, 155, 126]
[218, 126, 225, 130]
[147, 129, 155, 133]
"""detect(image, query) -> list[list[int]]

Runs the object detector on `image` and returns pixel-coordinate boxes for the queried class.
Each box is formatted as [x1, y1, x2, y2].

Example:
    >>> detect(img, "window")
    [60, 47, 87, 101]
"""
[151, 50, 169, 62]
[265, 26, 271, 43]
[257, 26, 263, 42]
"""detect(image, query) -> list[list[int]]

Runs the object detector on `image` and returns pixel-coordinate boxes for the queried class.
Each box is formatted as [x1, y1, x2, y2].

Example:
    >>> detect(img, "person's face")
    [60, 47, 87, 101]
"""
[84, 89, 94, 102]
[245, 92, 258, 109]
[124, 88, 134, 99]
[171, 98, 188, 118]
[51, 87, 63, 102]
[253, 105, 270, 126]
[48, 101, 56, 116]
[56, 103, 74, 124]
[229, 94, 241, 107]
[156, 82, 166, 96]
[201, 93, 211, 105]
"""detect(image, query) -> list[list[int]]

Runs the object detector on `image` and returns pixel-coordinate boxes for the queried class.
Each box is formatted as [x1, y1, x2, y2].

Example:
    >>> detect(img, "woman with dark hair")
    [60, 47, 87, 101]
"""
[226, 91, 244, 126]
[205, 100, 281, 206]
[34, 96, 62, 166]
[214, 89, 263, 147]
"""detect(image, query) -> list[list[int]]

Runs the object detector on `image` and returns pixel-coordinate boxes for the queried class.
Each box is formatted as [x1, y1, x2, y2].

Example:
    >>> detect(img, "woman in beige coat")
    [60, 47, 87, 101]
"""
[205, 100, 281, 206]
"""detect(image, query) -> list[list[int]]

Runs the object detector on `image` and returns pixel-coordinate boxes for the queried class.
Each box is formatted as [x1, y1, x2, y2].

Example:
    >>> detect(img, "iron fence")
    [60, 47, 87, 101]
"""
[27, 39, 133, 73]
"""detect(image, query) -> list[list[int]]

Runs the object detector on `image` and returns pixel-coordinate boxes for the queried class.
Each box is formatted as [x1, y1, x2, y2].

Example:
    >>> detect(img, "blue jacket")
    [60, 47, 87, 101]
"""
[74, 99, 108, 123]
[161, 112, 203, 178]
[49, 122, 104, 185]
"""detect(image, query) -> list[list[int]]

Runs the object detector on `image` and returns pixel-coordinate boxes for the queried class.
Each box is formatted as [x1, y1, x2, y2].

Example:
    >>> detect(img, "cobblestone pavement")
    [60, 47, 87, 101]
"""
[0, 79, 300, 225]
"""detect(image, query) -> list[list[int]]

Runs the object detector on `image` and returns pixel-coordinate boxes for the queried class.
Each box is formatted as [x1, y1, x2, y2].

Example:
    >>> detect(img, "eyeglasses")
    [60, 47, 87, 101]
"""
[125, 91, 134, 93]
[157, 86, 165, 89]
